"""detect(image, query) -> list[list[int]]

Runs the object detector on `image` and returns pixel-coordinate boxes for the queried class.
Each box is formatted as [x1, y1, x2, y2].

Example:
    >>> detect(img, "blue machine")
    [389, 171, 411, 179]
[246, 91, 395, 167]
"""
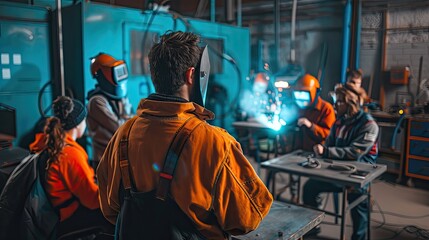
[0, 2, 53, 148]
[61, 2, 250, 134]
[0, 1, 250, 149]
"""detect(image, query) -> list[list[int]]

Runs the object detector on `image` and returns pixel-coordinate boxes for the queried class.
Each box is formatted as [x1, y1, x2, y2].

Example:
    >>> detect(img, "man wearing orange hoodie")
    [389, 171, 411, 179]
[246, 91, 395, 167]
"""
[97, 31, 273, 239]
[287, 74, 336, 203]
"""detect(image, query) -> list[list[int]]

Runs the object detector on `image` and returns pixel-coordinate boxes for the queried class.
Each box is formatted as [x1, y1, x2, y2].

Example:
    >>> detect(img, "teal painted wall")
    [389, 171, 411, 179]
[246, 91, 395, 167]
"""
[0, 2, 53, 148]
[63, 2, 250, 134]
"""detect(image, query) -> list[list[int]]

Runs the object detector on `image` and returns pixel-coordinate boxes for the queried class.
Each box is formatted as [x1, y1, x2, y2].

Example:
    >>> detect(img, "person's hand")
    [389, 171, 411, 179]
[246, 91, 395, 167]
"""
[297, 118, 312, 128]
[313, 144, 324, 157]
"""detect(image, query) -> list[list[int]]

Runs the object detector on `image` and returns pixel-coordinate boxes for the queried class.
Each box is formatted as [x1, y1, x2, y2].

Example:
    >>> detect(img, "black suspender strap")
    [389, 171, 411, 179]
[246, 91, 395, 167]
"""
[156, 116, 203, 201]
[118, 115, 203, 197]
[118, 116, 139, 191]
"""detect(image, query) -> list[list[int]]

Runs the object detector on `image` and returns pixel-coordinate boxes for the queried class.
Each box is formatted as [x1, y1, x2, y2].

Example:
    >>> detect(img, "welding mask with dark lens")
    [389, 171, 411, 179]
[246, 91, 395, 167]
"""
[90, 53, 129, 100]
[190, 46, 210, 106]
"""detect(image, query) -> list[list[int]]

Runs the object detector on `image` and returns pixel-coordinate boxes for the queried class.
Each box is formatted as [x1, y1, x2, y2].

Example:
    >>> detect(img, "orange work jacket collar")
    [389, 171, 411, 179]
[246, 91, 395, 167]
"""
[136, 98, 215, 121]
[313, 96, 324, 111]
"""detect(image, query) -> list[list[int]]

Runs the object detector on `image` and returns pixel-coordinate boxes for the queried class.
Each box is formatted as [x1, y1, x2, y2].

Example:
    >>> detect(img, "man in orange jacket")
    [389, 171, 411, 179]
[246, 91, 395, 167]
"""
[288, 74, 336, 202]
[97, 31, 273, 239]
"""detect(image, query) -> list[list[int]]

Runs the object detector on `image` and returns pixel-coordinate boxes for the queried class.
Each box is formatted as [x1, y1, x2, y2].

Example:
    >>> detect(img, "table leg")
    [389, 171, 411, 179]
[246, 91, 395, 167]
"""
[249, 133, 261, 176]
[367, 184, 371, 240]
[340, 187, 347, 240]
[297, 176, 301, 203]
[265, 170, 272, 188]
[274, 134, 279, 157]
[271, 172, 276, 197]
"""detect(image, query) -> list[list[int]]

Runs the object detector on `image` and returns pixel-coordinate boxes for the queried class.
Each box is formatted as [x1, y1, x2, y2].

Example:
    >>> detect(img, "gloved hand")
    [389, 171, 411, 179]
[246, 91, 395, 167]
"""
[313, 144, 324, 157]
[297, 118, 312, 128]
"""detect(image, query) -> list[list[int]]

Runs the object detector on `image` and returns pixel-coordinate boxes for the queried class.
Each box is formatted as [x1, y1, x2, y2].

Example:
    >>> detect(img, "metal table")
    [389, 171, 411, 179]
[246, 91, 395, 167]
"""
[232, 201, 325, 240]
[261, 150, 387, 240]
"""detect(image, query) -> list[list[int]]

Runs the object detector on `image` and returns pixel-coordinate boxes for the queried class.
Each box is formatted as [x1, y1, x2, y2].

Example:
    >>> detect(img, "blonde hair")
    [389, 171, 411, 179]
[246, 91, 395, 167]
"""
[335, 83, 366, 116]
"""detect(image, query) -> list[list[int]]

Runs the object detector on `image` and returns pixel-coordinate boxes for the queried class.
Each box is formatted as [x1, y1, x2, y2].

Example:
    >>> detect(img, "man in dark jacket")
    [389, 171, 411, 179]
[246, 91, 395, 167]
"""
[303, 83, 379, 240]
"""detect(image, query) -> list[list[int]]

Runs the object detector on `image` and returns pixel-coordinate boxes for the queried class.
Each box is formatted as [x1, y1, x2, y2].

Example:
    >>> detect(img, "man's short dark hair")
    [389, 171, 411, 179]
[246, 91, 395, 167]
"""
[347, 69, 363, 81]
[148, 31, 201, 95]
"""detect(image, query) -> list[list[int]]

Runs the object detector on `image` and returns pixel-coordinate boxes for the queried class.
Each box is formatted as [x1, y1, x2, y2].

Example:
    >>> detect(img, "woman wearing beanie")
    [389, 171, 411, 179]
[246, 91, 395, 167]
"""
[29, 96, 113, 236]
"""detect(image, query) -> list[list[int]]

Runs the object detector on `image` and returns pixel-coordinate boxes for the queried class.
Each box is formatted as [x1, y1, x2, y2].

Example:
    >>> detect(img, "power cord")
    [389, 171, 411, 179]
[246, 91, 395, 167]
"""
[373, 210, 429, 220]
[374, 224, 429, 240]
[316, 189, 429, 239]
[327, 163, 357, 173]
[371, 198, 429, 239]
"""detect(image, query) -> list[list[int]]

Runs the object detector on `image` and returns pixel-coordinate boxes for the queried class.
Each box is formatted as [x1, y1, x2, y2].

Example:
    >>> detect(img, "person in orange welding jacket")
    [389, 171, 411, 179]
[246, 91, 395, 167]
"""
[288, 74, 336, 203]
[97, 31, 273, 239]
[29, 96, 114, 236]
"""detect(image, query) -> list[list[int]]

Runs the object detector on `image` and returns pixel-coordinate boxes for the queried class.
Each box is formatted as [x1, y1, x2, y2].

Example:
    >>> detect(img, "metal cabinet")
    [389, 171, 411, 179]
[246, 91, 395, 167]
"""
[406, 118, 429, 180]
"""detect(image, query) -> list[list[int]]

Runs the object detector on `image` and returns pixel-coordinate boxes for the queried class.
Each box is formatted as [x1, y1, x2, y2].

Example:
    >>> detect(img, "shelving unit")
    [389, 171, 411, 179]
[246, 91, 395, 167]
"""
[405, 117, 429, 181]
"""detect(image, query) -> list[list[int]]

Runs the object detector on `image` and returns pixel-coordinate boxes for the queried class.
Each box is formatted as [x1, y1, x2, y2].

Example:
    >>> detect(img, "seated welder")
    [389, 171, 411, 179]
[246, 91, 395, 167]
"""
[287, 74, 336, 202]
[86, 53, 133, 169]
[29, 96, 114, 236]
[303, 83, 379, 239]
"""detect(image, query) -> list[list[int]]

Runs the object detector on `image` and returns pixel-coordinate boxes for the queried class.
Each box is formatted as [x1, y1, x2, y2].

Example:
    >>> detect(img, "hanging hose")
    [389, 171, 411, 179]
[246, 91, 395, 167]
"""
[38, 81, 53, 117]
[390, 113, 406, 150]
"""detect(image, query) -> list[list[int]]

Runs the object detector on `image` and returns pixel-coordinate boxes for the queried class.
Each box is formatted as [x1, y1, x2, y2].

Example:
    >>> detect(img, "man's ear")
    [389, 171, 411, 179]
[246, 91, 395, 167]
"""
[185, 67, 195, 85]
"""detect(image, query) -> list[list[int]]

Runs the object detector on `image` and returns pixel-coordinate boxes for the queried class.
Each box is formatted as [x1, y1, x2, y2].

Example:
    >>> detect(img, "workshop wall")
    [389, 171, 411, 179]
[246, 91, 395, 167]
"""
[361, 7, 429, 109]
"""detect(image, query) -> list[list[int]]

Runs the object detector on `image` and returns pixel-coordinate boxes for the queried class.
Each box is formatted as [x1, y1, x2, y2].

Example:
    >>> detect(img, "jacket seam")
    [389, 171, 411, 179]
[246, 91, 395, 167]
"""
[223, 163, 263, 220]
[214, 141, 263, 220]
[209, 143, 229, 211]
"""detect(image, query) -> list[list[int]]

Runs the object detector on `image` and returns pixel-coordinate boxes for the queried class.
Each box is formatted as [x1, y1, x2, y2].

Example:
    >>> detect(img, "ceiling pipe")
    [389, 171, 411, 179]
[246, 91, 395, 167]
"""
[237, 0, 242, 26]
[225, 0, 235, 23]
[242, 0, 342, 12]
[211, 0, 215, 22]
[274, 0, 280, 71]
[251, 27, 341, 36]
[195, 0, 208, 18]
[340, 0, 352, 84]
[354, 0, 362, 70]
[290, 0, 297, 63]
[56, 0, 65, 96]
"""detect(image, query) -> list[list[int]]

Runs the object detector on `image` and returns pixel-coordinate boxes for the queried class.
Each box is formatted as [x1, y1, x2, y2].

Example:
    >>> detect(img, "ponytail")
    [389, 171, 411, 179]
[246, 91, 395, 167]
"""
[44, 116, 65, 169]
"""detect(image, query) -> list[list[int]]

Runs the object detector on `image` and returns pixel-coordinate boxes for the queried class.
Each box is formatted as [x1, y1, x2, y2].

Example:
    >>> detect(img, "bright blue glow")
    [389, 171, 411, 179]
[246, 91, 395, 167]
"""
[293, 91, 310, 101]
[239, 75, 300, 130]
[256, 114, 282, 131]
[152, 163, 160, 172]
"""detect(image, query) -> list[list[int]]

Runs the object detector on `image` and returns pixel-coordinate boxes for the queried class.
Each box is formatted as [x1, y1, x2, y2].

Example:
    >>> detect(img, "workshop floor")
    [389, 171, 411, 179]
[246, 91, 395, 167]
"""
[247, 156, 429, 240]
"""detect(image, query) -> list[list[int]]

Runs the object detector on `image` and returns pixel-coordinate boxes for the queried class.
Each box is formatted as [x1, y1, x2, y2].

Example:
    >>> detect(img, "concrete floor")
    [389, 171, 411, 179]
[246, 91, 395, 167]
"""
[248, 156, 429, 240]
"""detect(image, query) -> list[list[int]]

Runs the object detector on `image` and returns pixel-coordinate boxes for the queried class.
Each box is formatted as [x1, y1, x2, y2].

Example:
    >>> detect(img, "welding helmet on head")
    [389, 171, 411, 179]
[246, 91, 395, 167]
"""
[293, 74, 320, 108]
[90, 53, 129, 99]
[190, 46, 210, 106]
[252, 72, 270, 94]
